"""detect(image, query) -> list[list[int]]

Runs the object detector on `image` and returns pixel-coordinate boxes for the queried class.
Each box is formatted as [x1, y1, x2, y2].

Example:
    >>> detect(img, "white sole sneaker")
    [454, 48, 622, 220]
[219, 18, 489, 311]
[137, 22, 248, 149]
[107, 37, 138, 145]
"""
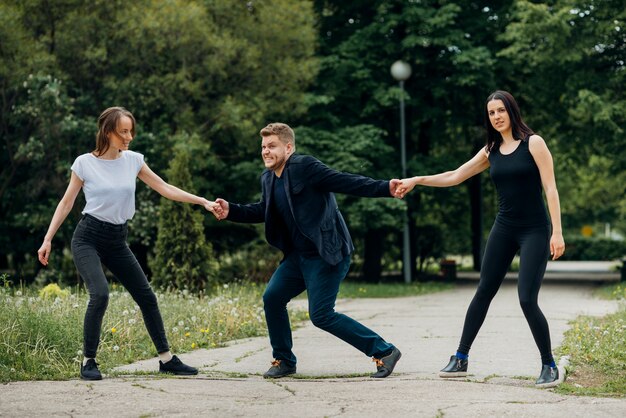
[439, 371, 468, 378]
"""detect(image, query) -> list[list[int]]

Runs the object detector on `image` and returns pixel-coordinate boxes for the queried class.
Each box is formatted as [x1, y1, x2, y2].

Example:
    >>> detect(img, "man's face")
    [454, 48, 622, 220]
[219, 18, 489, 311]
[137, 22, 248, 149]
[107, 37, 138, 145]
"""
[261, 135, 292, 173]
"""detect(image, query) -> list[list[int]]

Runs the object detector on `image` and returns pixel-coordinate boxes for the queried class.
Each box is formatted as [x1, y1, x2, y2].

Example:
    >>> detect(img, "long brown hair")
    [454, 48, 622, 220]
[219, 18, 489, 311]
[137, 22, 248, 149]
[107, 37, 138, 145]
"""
[484, 91, 533, 152]
[94, 107, 136, 157]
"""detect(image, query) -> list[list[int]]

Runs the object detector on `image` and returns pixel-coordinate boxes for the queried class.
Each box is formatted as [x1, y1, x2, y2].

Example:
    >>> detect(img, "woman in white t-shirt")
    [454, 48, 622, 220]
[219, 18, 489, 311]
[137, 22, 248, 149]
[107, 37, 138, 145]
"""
[37, 107, 215, 380]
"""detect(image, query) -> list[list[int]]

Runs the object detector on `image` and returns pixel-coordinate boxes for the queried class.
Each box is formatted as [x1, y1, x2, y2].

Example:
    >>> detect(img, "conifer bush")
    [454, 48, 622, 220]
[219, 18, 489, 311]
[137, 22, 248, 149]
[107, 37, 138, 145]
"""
[149, 146, 218, 292]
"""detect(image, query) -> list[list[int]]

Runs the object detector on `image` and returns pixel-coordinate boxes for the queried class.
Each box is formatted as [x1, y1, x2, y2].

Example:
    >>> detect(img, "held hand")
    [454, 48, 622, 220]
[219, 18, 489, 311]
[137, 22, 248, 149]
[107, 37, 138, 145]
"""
[394, 178, 418, 199]
[37, 241, 51, 266]
[389, 179, 402, 198]
[214, 198, 230, 220]
[202, 199, 219, 214]
[550, 233, 565, 260]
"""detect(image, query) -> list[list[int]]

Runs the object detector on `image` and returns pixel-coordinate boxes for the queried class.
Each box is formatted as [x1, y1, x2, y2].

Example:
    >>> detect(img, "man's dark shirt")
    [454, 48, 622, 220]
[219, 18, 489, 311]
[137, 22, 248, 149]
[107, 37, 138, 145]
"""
[272, 174, 318, 257]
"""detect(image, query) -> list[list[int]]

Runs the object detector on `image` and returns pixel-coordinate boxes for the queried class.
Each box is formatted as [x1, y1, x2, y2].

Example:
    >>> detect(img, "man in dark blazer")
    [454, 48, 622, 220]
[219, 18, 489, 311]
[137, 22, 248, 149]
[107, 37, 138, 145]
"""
[214, 123, 401, 378]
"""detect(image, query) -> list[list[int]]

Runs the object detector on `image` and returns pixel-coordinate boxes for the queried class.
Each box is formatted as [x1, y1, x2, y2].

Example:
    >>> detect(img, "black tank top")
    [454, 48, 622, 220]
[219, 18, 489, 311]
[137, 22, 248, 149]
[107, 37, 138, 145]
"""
[488, 139, 549, 227]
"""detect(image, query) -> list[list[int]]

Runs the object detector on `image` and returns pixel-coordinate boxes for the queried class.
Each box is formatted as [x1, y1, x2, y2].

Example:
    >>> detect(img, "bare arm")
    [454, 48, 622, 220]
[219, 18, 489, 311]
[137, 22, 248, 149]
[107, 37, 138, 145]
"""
[137, 163, 217, 212]
[529, 135, 565, 260]
[37, 172, 84, 265]
[395, 148, 490, 198]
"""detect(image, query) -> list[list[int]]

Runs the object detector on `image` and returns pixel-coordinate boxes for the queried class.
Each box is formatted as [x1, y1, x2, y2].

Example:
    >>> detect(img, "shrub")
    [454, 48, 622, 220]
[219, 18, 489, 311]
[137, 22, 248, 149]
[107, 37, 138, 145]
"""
[560, 238, 626, 261]
[149, 146, 218, 292]
[38, 283, 70, 300]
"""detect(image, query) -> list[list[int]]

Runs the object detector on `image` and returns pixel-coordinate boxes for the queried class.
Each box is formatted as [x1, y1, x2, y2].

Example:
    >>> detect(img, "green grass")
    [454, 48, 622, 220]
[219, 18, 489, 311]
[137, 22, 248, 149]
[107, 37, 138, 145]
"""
[595, 282, 626, 300]
[0, 281, 307, 382]
[555, 283, 626, 397]
[0, 278, 452, 383]
[337, 280, 453, 299]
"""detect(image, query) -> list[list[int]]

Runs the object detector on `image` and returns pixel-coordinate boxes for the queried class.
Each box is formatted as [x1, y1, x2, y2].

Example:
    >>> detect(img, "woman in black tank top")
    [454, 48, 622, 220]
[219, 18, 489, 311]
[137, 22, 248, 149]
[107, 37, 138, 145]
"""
[397, 90, 565, 388]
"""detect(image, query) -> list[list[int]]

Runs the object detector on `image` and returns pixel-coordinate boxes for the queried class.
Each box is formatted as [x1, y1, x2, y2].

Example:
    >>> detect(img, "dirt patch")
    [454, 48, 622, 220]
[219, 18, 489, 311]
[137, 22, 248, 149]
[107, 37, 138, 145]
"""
[566, 364, 610, 387]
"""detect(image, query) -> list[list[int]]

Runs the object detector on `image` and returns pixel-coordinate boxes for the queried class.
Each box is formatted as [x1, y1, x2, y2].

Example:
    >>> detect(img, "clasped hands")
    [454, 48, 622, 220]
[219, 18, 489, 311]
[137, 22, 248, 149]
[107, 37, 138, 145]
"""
[390, 178, 416, 199]
[202, 198, 229, 220]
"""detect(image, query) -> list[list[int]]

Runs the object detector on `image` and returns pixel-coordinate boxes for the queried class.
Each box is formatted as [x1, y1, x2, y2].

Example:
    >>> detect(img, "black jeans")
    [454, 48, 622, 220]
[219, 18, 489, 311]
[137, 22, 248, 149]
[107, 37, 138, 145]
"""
[458, 222, 554, 364]
[71, 214, 169, 358]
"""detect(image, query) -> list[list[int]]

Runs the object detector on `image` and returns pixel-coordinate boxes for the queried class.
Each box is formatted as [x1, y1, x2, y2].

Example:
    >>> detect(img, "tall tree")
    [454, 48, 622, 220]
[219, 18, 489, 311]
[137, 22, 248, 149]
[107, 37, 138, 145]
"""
[499, 0, 626, 234]
[0, 0, 318, 281]
[301, 1, 511, 278]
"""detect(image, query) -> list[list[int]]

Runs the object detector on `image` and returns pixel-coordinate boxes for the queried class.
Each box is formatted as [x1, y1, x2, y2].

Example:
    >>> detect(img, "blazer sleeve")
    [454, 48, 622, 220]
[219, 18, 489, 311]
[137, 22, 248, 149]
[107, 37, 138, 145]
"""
[227, 201, 265, 223]
[303, 157, 391, 198]
[226, 174, 268, 223]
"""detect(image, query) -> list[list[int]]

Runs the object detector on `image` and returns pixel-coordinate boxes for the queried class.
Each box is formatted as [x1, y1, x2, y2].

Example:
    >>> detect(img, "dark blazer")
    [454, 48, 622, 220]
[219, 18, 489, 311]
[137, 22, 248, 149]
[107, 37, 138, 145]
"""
[227, 154, 391, 265]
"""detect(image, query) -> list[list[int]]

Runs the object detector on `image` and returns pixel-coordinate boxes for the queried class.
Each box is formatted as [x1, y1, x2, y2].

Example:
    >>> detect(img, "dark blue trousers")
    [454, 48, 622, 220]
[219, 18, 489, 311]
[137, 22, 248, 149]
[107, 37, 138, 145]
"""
[263, 252, 394, 367]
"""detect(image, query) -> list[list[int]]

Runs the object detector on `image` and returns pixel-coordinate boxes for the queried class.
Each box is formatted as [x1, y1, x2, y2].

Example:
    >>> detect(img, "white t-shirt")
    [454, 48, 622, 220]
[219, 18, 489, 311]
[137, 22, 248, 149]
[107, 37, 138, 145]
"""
[71, 151, 145, 224]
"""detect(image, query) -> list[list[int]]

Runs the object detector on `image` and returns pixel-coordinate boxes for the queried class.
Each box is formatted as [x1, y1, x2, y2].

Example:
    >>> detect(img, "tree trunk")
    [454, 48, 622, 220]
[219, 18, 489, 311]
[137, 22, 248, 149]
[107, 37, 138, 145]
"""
[361, 229, 384, 283]
[468, 173, 483, 271]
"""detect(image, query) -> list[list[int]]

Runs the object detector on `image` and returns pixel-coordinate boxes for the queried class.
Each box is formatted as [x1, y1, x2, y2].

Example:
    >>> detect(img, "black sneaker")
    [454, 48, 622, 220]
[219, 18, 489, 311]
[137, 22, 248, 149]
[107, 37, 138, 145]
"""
[263, 359, 296, 378]
[371, 347, 402, 378]
[159, 355, 199, 376]
[439, 355, 468, 378]
[535, 364, 565, 388]
[80, 359, 103, 381]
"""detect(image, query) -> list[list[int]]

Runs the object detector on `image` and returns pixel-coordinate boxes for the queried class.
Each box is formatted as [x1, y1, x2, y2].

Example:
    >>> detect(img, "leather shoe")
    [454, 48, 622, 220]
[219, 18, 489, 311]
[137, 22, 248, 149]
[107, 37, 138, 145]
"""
[371, 347, 402, 378]
[439, 355, 468, 378]
[535, 364, 565, 388]
[263, 359, 296, 378]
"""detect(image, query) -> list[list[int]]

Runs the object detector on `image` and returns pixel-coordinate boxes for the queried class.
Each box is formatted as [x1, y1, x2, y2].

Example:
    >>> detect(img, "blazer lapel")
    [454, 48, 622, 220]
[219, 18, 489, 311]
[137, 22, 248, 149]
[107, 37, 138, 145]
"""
[264, 172, 275, 220]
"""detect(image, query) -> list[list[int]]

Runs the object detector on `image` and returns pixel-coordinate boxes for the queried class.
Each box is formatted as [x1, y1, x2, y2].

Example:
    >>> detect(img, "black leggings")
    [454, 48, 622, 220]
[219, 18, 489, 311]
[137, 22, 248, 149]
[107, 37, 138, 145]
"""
[71, 214, 170, 358]
[457, 221, 554, 365]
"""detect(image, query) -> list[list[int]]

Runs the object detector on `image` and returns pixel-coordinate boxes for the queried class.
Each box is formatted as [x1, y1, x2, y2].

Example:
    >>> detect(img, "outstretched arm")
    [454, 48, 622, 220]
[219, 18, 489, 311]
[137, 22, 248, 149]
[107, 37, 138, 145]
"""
[529, 135, 565, 260]
[37, 172, 83, 266]
[395, 148, 490, 198]
[138, 163, 217, 213]
[303, 157, 397, 198]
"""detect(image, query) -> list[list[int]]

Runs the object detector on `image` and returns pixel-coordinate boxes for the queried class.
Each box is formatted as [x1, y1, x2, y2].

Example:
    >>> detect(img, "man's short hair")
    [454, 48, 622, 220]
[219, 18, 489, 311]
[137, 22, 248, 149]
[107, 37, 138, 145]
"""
[260, 123, 295, 147]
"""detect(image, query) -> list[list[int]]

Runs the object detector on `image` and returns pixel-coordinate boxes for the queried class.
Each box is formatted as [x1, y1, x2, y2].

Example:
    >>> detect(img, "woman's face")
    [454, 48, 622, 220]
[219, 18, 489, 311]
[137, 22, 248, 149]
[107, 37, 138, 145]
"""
[107, 115, 134, 151]
[487, 99, 511, 134]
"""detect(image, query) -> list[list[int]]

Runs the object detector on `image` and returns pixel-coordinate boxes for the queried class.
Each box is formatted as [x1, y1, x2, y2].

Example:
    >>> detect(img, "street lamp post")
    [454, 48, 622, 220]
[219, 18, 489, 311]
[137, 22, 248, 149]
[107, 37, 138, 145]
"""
[390, 60, 412, 284]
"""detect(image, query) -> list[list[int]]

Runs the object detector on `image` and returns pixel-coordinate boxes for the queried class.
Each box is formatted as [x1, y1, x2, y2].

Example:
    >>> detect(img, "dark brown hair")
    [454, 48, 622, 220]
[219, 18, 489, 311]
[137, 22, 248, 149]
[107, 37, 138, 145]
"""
[94, 107, 136, 156]
[260, 122, 295, 148]
[484, 90, 533, 152]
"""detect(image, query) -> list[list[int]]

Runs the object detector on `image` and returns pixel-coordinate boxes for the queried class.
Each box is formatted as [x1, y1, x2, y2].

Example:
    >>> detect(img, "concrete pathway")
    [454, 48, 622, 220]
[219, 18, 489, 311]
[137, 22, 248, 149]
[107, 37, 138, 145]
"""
[1, 282, 625, 417]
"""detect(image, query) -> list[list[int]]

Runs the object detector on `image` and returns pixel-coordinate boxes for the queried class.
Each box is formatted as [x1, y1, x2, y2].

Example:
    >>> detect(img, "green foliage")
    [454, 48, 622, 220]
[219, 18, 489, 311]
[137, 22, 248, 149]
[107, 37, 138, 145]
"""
[216, 239, 283, 283]
[149, 142, 218, 292]
[558, 154, 626, 234]
[296, 125, 404, 232]
[0, 0, 318, 282]
[559, 238, 626, 261]
[414, 224, 444, 272]
[37, 283, 69, 300]
[499, 0, 626, 235]
[595, 283, 626, 301]
[3, 0, 625, 282]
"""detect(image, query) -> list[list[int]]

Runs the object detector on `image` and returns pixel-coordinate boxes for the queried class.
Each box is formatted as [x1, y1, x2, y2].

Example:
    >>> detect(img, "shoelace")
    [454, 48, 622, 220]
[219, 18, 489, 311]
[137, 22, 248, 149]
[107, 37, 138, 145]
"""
[271, 359, 281, 367]
[372, 357, 385, 368]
